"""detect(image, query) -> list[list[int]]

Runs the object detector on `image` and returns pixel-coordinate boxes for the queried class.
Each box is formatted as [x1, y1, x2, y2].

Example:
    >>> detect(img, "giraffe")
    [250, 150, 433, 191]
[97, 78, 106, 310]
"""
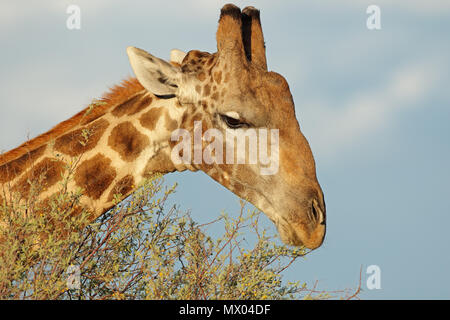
[0, 4, 325, 249]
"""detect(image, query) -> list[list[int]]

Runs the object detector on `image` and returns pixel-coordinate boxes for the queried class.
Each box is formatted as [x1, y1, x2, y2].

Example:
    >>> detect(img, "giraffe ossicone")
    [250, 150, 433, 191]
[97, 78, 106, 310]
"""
[0, 4, 326, 249]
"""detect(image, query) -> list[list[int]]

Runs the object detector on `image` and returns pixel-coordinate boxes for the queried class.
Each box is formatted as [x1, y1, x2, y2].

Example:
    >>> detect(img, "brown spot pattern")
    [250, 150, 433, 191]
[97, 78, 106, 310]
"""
[0, 78, 144, 168]
[164, 112, 178, 131]
[139, 107, 163, 131]
[143, 152, 176, 176]
[206, 55, 216, 67]
[224, 72, 230, 83]
[107, 174, 135, 202]
[108, 122, 149, 162]
[111, 95, 139, 117]
[54, 119, 109, 157]
[12, 157, 65, 197]
[0, 145, 47, 183]
[112, 94, 152, 117]
[213, 71, 222, 84]
[233, 181, 245, 195]
[203, 84, 211, 96]
[211, 92, 219, 101]
[197, 72, 206, 81]
[75, 154, 116, 200]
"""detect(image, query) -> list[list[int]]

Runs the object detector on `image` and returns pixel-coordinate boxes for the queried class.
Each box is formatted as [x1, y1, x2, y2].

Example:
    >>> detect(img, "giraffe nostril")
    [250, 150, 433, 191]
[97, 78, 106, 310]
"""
[311, 201, 319, 221]
[311, 199, 324, 225]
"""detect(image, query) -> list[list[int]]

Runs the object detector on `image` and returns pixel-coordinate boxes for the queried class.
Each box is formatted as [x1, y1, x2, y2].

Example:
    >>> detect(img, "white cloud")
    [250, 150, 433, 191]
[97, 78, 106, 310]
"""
[1, 0, 448, 158]
[375, 0, 450, 14]
[0, 0, 219, 29]
[301, 59, 444, 159]
[1, 0, 448, 35]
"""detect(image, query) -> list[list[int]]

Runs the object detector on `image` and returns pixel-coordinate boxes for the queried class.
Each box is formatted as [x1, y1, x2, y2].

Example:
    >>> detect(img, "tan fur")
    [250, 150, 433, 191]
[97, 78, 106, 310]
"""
[1, 5, 326, 250]
[107, 122, 150, 162]
[54, 119, 109, 157]
[74, 154, 117, 200]
[107, 174, 135, 202]
[139, 107, 164, 131]
[0, 145, 47, 183]
[0, 78, 144, 167]
[12, 157, 65, 198]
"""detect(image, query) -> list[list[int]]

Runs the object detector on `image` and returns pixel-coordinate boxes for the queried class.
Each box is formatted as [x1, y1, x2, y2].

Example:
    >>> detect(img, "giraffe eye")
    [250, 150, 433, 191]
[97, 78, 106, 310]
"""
[220, 114, 248, 129]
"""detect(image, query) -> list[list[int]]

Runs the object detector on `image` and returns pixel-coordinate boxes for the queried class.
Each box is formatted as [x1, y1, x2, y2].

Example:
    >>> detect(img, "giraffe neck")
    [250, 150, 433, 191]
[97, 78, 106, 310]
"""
[0, 80, 188, 218]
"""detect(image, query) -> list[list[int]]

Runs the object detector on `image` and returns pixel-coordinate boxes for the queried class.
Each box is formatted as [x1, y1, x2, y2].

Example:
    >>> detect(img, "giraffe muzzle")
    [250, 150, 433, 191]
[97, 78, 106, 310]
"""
[276, 198, 326, 250]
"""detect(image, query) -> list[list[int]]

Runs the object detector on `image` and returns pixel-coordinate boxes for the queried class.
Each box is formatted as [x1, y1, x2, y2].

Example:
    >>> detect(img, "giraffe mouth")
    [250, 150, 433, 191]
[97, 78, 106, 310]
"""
[275, 218, 304, 247]
[227, 178, 325, 249]
[275, 216, 325, 250]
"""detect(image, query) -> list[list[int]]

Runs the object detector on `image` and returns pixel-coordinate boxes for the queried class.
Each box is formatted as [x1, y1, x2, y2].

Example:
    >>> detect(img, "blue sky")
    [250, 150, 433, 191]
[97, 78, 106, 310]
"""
[1, 1, 449, 299]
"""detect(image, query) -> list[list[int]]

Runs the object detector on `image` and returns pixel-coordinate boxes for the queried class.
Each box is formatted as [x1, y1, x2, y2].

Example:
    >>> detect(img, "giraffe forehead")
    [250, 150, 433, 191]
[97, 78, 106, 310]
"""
[178, 50, 296, 127]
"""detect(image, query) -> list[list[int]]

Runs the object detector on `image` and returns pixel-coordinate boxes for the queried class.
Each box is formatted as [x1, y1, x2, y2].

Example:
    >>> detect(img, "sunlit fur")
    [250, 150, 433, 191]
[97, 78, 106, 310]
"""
[0, 4, 325, 249]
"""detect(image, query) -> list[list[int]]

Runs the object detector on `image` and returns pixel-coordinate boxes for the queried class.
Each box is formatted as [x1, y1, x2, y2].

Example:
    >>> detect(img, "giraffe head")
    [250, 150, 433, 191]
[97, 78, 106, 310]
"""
[127, 4, 325, 249]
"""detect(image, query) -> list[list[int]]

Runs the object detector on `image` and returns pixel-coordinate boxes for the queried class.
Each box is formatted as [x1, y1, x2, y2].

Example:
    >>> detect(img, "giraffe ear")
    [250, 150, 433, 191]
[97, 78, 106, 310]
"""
[127, 46, 181, 96]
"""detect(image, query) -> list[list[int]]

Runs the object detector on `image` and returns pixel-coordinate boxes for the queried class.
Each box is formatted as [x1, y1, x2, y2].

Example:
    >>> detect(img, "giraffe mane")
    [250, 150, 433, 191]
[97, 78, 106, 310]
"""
[0, 77, 144, 166]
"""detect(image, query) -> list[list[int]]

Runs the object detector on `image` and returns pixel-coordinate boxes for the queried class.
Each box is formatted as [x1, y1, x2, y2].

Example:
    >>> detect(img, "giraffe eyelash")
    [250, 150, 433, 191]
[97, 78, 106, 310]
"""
[220, 113, 250, 129]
